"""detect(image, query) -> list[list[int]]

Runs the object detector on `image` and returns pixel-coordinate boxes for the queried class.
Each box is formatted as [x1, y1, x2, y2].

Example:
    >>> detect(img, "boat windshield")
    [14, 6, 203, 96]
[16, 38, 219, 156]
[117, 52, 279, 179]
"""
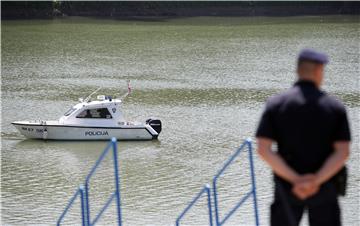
[64, 107, 76, 116]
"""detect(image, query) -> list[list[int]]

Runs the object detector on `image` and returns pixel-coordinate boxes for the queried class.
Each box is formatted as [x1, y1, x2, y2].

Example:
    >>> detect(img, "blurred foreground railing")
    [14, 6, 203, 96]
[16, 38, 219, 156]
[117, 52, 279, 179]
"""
[57, 186, 86, 226]
[175, 184, 213, 226]
[57, 138, 259, 226]
[57, 138, 122, 226]
[176, 138, 260, 226]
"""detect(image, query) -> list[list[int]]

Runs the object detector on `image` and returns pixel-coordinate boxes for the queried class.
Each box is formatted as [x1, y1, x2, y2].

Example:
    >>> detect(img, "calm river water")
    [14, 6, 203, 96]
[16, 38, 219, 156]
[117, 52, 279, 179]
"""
[1, 16, 359, 225]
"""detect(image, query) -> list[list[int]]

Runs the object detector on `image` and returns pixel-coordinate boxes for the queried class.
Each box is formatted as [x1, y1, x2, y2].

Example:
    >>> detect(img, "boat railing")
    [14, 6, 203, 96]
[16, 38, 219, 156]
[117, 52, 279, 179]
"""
[57, 138, 122, 226]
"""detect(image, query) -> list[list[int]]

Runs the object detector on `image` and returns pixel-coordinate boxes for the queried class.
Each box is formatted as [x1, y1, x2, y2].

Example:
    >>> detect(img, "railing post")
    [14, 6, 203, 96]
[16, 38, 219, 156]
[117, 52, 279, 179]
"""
[84, 181, 91, 225]
[175, 184, 213, 226]
[247, 138, 260, 226]
[79, 185, 87, 226]
[57, 187, 88, 226]
[205, 184, 214, 226]
[111, 137, 122, 226]
[212, 179, 220, 226]
[58, 138, 123, 225]
[210, 139, 260, 226]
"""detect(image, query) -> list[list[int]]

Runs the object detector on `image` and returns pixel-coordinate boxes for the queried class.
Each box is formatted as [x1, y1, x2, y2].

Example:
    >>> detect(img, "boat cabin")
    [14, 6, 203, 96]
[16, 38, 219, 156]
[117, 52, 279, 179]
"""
[59, 95, 124, 126]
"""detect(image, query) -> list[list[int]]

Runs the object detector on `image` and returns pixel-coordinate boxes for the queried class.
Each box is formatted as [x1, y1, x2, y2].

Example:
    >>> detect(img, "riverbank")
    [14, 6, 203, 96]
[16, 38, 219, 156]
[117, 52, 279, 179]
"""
[2, 1, 360, 19]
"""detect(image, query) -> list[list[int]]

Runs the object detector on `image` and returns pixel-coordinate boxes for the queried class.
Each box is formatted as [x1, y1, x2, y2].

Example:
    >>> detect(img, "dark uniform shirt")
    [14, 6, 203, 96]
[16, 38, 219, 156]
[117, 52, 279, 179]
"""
[256, 80, 351, 177]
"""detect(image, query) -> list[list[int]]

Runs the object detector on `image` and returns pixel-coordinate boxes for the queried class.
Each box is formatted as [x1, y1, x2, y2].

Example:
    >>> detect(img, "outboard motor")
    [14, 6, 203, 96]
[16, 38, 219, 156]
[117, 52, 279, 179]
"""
[146, 118, 162, 135]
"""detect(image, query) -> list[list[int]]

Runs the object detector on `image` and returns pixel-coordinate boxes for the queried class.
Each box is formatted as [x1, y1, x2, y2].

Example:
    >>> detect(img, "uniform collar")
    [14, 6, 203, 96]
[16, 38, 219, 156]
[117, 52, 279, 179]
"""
[294, 80, 318, 89]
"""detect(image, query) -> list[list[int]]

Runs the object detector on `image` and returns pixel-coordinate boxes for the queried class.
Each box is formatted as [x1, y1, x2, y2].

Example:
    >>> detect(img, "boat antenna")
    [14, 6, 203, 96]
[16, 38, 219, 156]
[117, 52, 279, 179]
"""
[83, 87, 101, 102]
[119, 80, 131, 100]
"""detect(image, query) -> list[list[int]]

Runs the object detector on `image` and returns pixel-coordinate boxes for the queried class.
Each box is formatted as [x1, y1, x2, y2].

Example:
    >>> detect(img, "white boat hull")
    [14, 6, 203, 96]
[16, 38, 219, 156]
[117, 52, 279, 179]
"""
[12, 121, 159, 140]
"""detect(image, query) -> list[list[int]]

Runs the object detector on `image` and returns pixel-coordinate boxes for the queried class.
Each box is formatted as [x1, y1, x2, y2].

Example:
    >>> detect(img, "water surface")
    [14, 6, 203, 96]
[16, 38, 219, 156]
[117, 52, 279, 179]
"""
[1, 16, 359, 225]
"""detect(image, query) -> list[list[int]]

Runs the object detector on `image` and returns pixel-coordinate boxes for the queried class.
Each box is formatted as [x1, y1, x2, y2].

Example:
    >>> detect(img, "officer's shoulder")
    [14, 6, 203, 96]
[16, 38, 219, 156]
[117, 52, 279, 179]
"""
[265, 89, 292, 108]
[320, 92, 347, 111]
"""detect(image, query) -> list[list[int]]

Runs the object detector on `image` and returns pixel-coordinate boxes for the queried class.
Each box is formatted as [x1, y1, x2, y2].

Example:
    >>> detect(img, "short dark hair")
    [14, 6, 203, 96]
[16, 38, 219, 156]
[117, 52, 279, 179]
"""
[297, 58, 324, 68]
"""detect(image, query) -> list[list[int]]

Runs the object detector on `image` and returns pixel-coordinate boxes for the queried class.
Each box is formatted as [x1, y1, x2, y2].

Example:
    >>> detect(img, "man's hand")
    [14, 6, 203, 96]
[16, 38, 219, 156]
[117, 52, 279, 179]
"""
[292, 141, 350, 200]
[292, 174, 320, 200]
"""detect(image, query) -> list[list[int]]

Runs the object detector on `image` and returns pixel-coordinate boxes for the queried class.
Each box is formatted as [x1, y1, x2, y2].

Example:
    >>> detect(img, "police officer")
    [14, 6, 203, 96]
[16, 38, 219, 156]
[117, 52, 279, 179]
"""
[256, 49, 351, 226]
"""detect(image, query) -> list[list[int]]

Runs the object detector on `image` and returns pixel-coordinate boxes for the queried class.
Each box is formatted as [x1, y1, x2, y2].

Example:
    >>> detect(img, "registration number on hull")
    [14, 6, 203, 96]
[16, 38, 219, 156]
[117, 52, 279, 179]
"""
[22, 127, 34, 132]
[21, 127, 43, 133]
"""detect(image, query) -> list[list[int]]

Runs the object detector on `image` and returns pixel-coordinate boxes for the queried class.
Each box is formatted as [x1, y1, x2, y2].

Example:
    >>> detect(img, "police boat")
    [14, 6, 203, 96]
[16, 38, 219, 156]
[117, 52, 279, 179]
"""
[12, 84, 162, 140]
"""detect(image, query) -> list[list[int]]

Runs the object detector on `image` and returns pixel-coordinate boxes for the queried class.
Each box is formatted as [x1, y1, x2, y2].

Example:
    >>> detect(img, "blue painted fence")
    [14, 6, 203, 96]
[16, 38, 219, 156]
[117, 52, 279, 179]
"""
[175, 184, 213, 226]
[57, 186, 87, 226]
[212, 138, 259, 226]
[57, 137, 122, 226]
[57, 138, 259, 226]
[176, 138, 259, 226]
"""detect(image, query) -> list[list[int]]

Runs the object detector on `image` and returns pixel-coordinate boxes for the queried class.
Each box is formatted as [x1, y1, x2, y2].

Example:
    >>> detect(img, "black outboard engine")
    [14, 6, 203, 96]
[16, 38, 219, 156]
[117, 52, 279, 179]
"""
[146, 118, 162, 136]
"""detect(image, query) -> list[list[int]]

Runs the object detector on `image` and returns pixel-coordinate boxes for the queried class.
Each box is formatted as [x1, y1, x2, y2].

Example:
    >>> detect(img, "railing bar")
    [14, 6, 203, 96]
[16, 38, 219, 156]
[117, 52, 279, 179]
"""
[212, 140, 248, 225]
[176, 187, 207, 224]
[212, 139, 260, 226]
[247, 139, 260, 226]
[112, 138, 122, 226]
[84, 182, 91, 225]
[57, 188, 81, 226]
[91, 193, 116, 226]
[84, 141, 113, 224]
[85, 141, 113, 183]
[220, 191, 252, 225]
[212, 180, 220, 226]
[213, 141, 247, 182]
[205, 186, 214, 226]
[176, 185, 211, 226]
[58, 138, 123, 226]
[79, 187, 87, 226]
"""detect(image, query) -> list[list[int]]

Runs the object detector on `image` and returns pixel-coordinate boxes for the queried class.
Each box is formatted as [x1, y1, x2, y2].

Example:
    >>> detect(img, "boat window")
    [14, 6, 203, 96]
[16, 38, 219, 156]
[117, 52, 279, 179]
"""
[64, 108, 76, 116]
[76, 108, 113, 119]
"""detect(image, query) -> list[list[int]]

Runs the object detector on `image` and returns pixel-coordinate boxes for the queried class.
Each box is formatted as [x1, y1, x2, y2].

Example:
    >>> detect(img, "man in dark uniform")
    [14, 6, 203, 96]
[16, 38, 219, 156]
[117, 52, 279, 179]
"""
[256, 49, 351, 226]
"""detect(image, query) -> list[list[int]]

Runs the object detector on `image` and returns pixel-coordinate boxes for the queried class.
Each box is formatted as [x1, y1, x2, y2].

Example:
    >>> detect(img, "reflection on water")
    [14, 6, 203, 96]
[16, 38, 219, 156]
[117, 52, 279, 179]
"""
[1, 16, 359, 225]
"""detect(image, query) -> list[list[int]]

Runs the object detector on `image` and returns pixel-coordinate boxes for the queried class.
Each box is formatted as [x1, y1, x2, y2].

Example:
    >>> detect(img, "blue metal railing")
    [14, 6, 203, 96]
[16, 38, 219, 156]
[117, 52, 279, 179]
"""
[57, 138, 122, 226]
[212, 138, 259, 226]
[176, 138, 259, 226]
[175, 184, 213, 226]
[84, 137, 122, 226]
[58, 138, 259, 226]
[57, 186, 87, 226]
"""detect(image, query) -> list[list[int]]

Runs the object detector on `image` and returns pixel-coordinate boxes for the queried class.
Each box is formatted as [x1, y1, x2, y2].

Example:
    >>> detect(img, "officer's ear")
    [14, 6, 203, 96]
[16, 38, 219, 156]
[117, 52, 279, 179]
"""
[314, 64, 324, 77]
[314, 64, 325, 86]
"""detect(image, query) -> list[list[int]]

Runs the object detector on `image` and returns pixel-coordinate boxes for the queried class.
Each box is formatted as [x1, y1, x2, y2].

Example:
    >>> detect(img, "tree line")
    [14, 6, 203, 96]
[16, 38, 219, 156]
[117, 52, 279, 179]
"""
[2, 1, 359, 19]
